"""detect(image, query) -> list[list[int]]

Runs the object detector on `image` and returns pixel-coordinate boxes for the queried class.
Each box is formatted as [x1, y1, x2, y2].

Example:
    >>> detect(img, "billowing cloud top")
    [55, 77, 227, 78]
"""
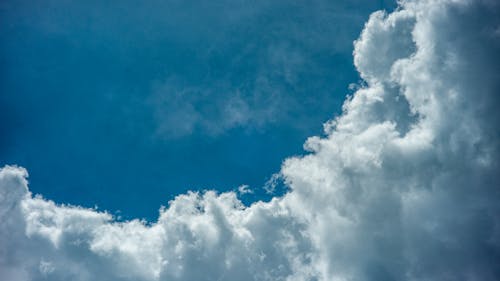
[1, 0, 500, 280]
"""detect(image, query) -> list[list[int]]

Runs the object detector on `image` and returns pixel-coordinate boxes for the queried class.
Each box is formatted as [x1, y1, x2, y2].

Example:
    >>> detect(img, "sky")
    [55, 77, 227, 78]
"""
[1, 0, 396, 220]
[1, 0, 500, 280]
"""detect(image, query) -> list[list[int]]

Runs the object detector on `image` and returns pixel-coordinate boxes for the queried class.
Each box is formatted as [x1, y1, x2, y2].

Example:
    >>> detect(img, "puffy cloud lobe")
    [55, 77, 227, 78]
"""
[283, 0, 500, 279]
[0, 170, 315, 280]
[1, 0, 500, 280]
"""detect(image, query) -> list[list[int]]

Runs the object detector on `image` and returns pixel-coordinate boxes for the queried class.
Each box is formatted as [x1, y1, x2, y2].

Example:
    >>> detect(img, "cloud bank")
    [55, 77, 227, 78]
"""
[1, 0, 500, 280]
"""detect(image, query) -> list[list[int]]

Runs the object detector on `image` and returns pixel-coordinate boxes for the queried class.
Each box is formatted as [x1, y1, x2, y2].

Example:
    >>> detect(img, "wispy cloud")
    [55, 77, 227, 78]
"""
[143, 0, 386, 138]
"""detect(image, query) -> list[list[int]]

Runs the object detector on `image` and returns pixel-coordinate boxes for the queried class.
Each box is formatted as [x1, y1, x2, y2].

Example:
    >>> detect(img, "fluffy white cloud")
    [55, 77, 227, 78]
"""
[282, 1, 500, 279]
[1, 0, 499, 280]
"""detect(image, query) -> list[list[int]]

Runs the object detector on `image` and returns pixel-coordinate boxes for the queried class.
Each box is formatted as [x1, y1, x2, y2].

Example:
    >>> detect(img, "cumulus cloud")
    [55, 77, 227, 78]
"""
[1, 0, 500, 280]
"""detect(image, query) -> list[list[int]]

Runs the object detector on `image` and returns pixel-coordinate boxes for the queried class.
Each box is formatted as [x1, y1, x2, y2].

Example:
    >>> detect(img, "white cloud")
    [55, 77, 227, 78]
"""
[263, 172, 283, 194]
[1, 0, 500, 280]
[237, 184, 253, 195]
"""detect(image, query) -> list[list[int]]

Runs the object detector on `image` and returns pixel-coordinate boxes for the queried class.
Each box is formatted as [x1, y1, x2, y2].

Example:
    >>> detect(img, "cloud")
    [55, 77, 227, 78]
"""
[1, 0, 500, 280]
[237, 184, 253, 195]
[144, 0, 389, 138]
[0, 169, 314, 281]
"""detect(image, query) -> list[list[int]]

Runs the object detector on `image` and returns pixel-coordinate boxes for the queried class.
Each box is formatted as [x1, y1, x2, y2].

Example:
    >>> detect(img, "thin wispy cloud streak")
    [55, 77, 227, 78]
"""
[1, 0, 500, 280]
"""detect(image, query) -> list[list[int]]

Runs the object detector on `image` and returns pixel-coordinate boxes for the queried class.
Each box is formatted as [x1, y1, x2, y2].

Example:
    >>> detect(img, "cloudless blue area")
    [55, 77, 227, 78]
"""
[0, 0, 396, 220]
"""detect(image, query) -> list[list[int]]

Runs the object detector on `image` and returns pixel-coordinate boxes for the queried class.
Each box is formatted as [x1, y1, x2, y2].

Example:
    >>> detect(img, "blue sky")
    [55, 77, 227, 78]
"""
[1, 0, 395, 220]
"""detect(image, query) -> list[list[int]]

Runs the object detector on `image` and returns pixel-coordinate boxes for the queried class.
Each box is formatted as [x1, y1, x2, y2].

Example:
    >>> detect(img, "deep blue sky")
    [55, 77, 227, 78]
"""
[0, 0, 395, 220]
